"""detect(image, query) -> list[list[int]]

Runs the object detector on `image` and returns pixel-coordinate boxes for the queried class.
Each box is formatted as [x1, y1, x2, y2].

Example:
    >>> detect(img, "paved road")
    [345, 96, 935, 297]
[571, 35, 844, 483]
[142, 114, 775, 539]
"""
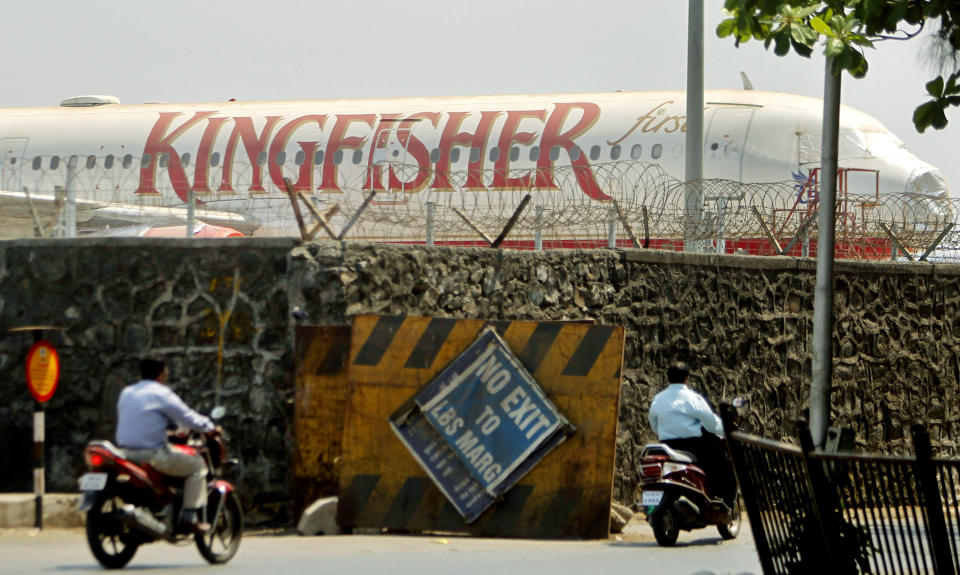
[0, 519, 762, 575]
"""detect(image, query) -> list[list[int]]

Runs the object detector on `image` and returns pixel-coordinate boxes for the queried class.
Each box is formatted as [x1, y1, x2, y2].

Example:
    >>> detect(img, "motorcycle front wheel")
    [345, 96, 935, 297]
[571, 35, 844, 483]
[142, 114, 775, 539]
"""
[717, 495, 743, 540]
[85, 493, 140, 569]
[651, 504, 680, 547]
[195, 491, 243, 564]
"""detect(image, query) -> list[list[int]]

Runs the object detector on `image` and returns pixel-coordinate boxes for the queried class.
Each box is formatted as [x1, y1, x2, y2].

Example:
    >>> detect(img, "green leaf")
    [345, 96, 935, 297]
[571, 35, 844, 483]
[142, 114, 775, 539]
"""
[717, 18, 737, 38]
[825, 37, 845, 58]
[932, 107, 948, 130]
[913, 101, 938, 133]
[926, 77, 945, 98]
[774, 30, 791, 56]
[810, 16, 833, 37]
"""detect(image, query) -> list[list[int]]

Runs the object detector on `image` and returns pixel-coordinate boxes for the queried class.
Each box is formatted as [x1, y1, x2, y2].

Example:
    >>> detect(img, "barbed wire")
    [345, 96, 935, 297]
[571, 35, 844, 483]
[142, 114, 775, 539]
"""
[4, 156, 957, 260]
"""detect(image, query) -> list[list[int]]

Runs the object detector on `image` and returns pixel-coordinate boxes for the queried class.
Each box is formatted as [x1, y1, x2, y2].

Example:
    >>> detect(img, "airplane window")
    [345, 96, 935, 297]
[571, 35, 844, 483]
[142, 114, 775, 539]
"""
[610, 145, 621, 160]
[158, 154, 168, 169]
[122, 154, 132, 169]
[529, 146, 539, 161]
[210, 152, 221, 167]
[651, 144, 662, 159]
[510, 147, 519, 162]
[314, 149, 324, 164]
[451, 148, 461, 163]
[32, 156, 41, 171]
[86, 155, 97, 169]
[8, 157, 15, 165]
[470, 147, 480, 163]
[105, 155, 114, 169]
[141, 154, 152, 168]
[257, 152, 267, 166]
[352, 150, 362, 164]
[276, 151, 286, 165]
[550, 146, 560, 161]
[181, 153, 190, 167]
[490, 148, 500, 162]
[570, 146, 581, 161]
[334, 150, 343, 165]
[430, 148, 440, 163]
[590, 145, 600, 161]
[630, 145, 642, 160]
[295, 150, 305, 166]
[50, 156, 60, 170]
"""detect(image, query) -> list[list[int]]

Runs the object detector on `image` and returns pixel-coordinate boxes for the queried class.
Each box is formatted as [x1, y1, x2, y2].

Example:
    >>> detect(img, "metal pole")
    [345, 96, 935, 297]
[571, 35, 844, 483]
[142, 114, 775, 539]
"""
[65, 156, 77, 238]
[535, 206, 543, 251]
[34, 404, 45, 529]
[186, 190, 196, 238]
[607, 208, 617, 248]
[684, 0, 704, 251]
[810, 58, 841, 450]
[426, 201, 435, 246]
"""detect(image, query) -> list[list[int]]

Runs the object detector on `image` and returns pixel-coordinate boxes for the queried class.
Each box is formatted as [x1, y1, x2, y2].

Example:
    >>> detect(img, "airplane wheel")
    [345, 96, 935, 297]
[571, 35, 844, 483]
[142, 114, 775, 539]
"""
[652, 506, 679, 547]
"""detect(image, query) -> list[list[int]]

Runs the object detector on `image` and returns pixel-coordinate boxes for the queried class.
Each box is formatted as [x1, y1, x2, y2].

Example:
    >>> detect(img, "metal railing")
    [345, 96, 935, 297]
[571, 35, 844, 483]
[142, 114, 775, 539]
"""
[721, 407, 959, 575]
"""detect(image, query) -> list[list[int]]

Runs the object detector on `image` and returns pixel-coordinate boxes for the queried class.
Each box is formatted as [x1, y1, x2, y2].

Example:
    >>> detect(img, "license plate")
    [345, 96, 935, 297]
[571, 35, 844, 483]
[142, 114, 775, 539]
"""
[641, 490, 663, 507]
[79, 473, 108, 491]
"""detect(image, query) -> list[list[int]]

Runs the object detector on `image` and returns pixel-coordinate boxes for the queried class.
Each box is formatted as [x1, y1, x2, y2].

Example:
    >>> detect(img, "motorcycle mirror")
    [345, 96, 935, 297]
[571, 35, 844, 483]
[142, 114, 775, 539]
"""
[211, 406, 227, 420]
[732, 397, 748, 408]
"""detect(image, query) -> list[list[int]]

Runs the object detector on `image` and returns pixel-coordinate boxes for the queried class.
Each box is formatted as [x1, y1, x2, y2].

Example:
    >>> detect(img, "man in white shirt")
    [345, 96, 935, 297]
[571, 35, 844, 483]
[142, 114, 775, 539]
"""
[648, 361, 736, 509]
[117, 358, 217, 533]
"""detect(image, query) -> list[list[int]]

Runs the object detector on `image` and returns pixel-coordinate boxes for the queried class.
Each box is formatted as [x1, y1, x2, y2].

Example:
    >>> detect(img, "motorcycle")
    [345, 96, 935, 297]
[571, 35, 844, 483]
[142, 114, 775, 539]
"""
[637, 400, 745, 547]
[77, 406, 242, 569]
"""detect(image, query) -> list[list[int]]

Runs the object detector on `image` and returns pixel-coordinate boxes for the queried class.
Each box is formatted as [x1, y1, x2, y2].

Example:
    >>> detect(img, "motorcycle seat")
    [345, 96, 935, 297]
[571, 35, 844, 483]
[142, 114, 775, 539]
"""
[641, 443, 698, 463]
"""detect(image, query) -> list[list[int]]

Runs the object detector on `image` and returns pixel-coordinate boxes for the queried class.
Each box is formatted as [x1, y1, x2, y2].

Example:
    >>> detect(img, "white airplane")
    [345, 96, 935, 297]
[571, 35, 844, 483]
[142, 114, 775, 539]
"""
[0, 90, 950, 243]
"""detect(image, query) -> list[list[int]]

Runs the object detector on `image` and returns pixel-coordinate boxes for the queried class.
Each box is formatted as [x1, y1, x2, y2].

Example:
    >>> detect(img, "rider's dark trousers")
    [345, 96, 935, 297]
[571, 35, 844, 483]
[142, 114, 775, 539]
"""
[662, 433, 737, 507]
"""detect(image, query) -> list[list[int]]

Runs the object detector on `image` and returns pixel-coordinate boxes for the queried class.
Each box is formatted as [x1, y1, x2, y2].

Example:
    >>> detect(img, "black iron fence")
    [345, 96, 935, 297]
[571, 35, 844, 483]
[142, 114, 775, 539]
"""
[720, 407, 959, 575]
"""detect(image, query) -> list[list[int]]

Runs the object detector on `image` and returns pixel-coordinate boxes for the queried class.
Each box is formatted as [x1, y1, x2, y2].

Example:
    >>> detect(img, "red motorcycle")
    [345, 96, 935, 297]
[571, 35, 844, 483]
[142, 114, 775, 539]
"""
[638, 441, 742, 546]
[77, 409, 242, 569]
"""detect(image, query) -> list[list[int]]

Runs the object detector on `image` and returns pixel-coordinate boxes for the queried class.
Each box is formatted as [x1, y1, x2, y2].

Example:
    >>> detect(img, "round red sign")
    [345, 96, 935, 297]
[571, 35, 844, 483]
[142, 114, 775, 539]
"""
[26, 340, 60, 403]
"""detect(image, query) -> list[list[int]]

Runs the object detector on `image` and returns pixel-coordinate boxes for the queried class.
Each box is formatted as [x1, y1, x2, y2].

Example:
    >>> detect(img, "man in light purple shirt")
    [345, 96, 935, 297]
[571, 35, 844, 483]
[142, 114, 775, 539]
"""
[117, 358, 216, 533]
[648, 361, 737, 510]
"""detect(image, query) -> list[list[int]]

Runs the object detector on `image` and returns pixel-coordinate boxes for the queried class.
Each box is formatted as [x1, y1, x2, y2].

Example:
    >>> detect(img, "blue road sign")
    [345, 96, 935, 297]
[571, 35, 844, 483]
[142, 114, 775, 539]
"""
[390, 328, 573, 522]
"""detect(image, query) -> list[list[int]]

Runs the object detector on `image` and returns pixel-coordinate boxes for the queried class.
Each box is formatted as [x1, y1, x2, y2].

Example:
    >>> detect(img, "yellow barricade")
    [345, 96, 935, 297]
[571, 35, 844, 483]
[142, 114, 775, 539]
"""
[336, 315, 623, 538]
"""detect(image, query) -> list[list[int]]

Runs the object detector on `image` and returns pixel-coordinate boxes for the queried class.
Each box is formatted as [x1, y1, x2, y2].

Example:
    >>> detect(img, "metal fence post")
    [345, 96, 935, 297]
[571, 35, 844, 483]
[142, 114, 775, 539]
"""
[912, 422, 954, 574]
[535, 206, 543, 251]
[607, 208, 617, 248]
[426, 201, 435, 246]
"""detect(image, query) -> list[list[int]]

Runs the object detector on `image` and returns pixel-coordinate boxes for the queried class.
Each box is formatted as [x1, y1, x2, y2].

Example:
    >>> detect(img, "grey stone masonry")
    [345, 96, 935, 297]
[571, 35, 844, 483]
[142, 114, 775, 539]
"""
[2, 238, 959, 522]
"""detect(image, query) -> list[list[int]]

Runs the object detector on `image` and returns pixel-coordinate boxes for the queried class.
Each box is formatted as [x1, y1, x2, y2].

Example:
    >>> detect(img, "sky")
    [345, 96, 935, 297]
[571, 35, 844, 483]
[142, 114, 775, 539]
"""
[1, 0, 957, 191]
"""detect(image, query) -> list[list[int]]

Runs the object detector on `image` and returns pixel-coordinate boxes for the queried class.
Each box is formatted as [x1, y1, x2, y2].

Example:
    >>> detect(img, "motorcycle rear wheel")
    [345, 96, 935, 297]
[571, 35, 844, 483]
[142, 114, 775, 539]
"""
[195, 491, 243, 564]
[717, 495, 743, 540]
[85, 493, 140, 569]
[651, 505, 680, 547]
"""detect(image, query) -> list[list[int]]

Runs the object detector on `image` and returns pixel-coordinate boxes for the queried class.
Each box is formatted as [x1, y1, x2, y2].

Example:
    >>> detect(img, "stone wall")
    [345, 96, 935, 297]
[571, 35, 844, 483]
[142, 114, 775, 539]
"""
[2, 238, 959, 521]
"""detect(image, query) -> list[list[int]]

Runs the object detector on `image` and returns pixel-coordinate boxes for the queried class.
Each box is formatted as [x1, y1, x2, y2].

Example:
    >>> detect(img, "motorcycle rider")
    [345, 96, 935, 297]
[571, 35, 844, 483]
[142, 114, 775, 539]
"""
[116, 358, 217, 533]
[647, 361, 737, 516]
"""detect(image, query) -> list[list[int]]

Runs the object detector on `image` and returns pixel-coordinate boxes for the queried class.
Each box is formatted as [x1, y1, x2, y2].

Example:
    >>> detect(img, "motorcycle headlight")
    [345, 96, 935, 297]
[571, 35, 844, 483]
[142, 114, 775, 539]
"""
[662, 462, 687, 475]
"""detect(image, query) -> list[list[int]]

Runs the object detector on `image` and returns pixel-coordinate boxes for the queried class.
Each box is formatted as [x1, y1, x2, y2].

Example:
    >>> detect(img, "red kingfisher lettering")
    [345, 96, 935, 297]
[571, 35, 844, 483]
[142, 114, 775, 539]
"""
[139, 102, 612, 203]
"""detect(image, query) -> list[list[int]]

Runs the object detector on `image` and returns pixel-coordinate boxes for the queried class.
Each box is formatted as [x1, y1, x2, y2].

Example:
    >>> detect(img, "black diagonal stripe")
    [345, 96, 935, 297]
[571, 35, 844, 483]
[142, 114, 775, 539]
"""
[403, 318, 457, 369]
[533, 487, 584, 537]
[482, 320, 511, 336]
[561, 325, 614, 377]
[338, 474, 380, 526]
[516, 323, 563, 374]
[383, 477, 430, 529]
[353, 316, 406, 366]
[478, 484, 534, 536]
[316, 326, 352, 375]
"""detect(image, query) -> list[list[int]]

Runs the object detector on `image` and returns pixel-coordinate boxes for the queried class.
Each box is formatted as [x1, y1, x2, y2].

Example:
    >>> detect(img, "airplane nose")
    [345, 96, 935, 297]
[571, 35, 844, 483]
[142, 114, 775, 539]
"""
[906, 168, 949, 198]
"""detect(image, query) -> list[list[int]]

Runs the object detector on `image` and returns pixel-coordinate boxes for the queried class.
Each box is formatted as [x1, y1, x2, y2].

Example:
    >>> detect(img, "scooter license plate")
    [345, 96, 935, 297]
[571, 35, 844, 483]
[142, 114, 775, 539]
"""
[642, 490, 663, 507]
[79, 472, 108, 491]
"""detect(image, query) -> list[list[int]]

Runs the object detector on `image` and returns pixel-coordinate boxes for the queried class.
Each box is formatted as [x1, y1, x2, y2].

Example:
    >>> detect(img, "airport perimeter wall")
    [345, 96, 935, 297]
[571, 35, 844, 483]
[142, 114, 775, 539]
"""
[1, 238, 958, 524]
